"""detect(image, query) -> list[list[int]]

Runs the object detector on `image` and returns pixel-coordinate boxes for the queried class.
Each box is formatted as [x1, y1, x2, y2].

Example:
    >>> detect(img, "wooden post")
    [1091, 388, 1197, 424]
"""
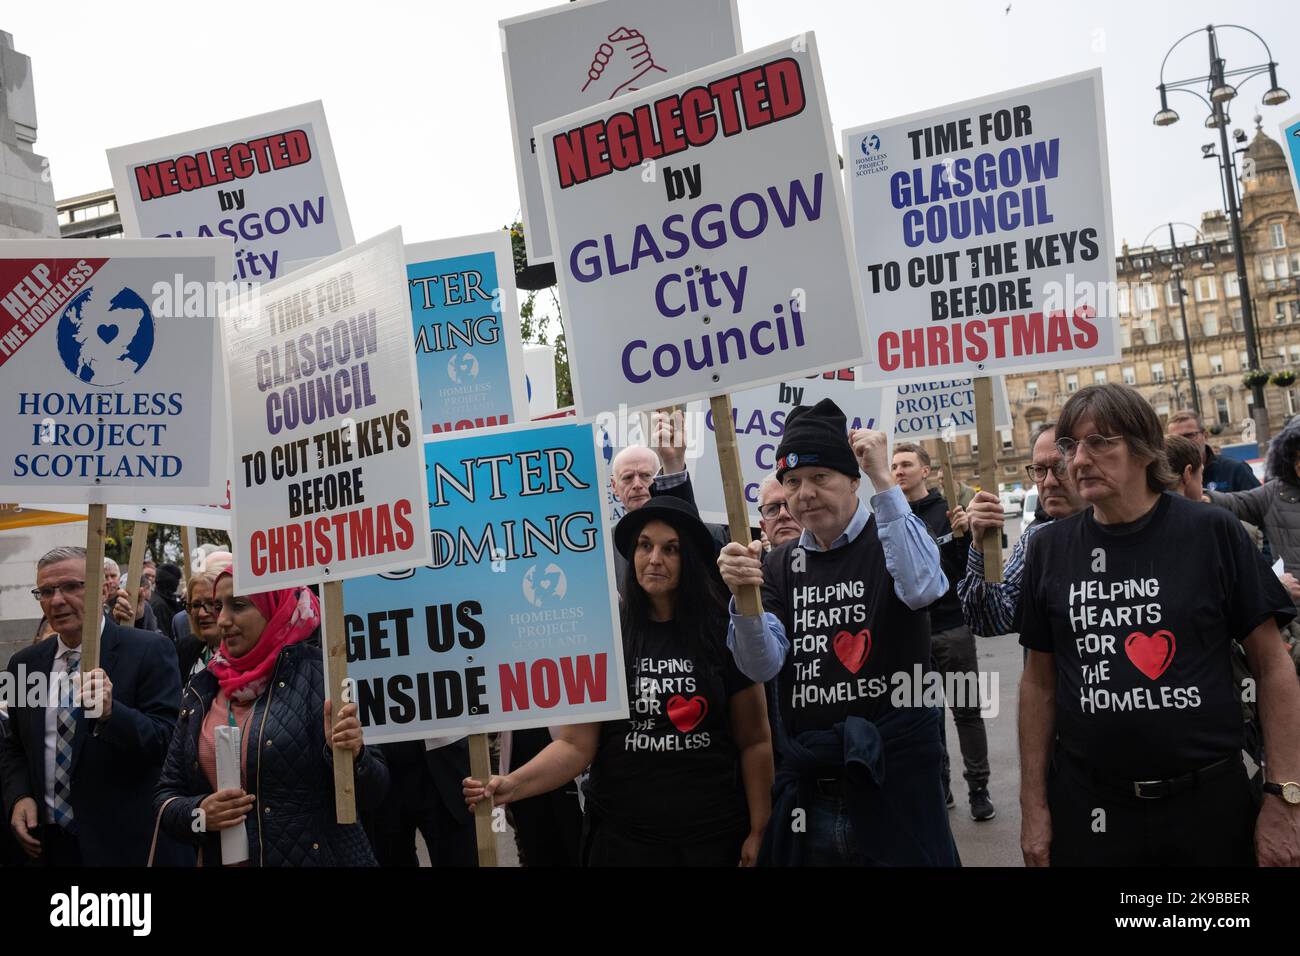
[321, 581, 356, 824]
[469, 733, 498, 867]
[179, 526, 193, 590]
[124, 521, 149, 625]
[973, 378, 1003, 582]
[935, 439, 963, 538]
[709, 394, 762, 616]
[82, 504, 108, 672]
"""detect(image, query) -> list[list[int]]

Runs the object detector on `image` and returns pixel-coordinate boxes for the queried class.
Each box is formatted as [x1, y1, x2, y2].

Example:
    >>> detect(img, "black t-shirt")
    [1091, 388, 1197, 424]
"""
[585, 618, 753, 842]
[1016, 492, 1294, 779]
[762, 520, 932, 737]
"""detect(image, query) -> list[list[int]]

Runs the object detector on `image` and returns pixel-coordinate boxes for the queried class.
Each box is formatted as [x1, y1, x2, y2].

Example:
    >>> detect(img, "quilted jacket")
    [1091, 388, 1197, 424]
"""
[154, 635, 388, 866]
[1208, 479, 1300, 607]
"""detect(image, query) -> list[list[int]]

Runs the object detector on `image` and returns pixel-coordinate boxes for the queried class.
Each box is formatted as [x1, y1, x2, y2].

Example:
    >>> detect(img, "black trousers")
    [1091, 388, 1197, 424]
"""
[582, 813, 745, 867]
[507, 727, 583, 867]
[931, 625, 991, 791]
[1049, 748, 1258, 866]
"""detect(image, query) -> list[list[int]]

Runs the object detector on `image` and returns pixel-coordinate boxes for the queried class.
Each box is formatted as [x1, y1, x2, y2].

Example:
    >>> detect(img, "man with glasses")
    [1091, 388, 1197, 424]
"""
[958, 422, 1086, 638]
[757, 475, 802, 551]
[1016, 384, 1300, 866]
[0, 546, 183, 865]
[1168, 409, 1260, 493]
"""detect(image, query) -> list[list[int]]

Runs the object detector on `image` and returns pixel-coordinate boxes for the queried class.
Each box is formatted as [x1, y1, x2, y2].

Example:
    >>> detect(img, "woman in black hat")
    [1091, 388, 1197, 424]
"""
[464, 497, 773, 865]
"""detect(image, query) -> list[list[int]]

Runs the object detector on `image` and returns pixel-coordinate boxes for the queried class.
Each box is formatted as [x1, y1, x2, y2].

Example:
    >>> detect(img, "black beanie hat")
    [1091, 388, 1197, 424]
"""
[775, 398, 860, 482]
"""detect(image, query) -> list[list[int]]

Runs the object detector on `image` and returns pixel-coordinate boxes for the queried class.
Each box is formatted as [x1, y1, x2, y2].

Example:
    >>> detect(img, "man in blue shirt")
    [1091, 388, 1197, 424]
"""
[717, 399, 955, 865]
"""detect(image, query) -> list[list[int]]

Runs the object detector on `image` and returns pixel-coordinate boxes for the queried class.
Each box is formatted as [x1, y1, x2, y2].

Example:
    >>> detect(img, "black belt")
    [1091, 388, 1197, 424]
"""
[1058, 747, 1240, 800]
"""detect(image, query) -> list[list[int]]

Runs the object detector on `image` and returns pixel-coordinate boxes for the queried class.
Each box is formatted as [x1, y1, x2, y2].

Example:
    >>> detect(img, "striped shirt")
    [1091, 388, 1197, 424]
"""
[957, 518, 1051, 637]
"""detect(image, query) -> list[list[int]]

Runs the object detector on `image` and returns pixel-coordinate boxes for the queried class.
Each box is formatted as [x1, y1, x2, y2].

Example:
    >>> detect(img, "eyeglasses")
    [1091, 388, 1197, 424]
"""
[1025, 461, 1069, 483]
[31, 581, 86, 601]
[188, 600, 218, 615]
[758, 500, 794, 520]
[1055, 434, 1124, 458]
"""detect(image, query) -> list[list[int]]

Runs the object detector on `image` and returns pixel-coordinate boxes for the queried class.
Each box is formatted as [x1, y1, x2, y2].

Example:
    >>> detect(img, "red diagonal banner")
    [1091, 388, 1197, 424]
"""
[0, 257, 110, 370]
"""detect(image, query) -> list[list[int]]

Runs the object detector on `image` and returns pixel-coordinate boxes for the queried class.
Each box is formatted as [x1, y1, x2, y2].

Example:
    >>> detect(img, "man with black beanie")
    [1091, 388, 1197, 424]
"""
[148, 563, 185, 642]
[717, 398, 957, 866]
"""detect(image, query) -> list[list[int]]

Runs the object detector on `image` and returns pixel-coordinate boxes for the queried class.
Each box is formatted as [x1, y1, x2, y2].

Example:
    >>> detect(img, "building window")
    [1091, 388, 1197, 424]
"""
[1135, 283, 1157, 313]
[1123, 366, 1136, 385]
[1171, 320, 1184, 340]
[1150, 362, 1165, 384]
[1231, 305, 1244, 330]
[1165, 281, 1181, 306]
[1217, 397, 1231, 425]
[1120, 325, 1132, 348]
[1239, 351, 1250, 370]
[1179, 358, 1189, 376]
[1093, 370, 1107, 385]
[1025, 380, 1038, 398]
[1272, 223, 1287, 249]
[1117, 285, 1131, 316]
[1000, 428, 1013, 451]
[1291, 345, 1300, 365]
[1195, 275, 1217, 301]
[1289, 390, 1300, 417]
[1263, 257, 1276, 281]
[1225, 272, 1240, 297]
[1202, 312, 1219, 336]
[1210, 354, 1224, 374]
[1066, 374, 1079, 393]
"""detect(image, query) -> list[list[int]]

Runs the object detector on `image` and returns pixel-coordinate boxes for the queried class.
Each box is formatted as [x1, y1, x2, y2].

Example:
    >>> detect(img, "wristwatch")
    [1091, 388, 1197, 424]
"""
[1263, 781, 1300, 805]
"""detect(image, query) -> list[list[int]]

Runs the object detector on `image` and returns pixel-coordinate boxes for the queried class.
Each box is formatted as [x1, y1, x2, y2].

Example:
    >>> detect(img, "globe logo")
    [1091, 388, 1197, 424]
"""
[447, 350, 480, 384]
[522, 562, 568, 608]
[56, 286, 154, 387]
[860, 134, 882, 156]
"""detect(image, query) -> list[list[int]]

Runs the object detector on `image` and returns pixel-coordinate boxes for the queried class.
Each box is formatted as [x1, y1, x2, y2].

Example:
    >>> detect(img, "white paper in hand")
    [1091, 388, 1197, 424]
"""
[214, 724, 250, 865]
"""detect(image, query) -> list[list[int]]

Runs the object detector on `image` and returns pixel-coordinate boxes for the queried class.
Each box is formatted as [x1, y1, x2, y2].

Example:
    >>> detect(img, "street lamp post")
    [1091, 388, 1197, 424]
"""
[1140, 222, 1204, 418]
[1154, 23, 1290, 448]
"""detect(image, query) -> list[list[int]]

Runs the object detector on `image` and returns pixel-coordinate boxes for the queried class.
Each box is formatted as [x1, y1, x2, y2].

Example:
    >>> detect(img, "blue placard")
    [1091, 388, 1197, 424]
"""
[407, 233, 526, 435]
[341, 420, 627, 742]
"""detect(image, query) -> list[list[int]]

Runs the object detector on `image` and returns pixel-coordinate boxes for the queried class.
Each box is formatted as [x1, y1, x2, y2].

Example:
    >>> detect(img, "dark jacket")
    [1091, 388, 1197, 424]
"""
[149, 591, 185, 641]
[154, 635, 388, 866]
[907, 487, 969, 633]
[760, 706, 958, 866]
[0, 621, 184, 866]
[1204, 447, 1261, 493]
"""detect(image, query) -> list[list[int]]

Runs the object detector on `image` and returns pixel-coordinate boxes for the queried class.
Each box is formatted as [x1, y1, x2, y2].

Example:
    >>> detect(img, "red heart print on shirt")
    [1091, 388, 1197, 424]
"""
[666, 695, 708, 733]
[833, 629, 872, 674]
[1124, 629, 1176, 680]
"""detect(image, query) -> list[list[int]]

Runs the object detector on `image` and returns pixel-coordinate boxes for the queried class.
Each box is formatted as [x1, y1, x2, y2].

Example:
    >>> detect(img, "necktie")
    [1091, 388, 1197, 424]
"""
[52, 649, 80, 832]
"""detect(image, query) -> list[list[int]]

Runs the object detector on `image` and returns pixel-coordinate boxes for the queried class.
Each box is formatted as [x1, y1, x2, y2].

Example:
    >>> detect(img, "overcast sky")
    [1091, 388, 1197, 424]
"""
[7, 0, 1300, 254]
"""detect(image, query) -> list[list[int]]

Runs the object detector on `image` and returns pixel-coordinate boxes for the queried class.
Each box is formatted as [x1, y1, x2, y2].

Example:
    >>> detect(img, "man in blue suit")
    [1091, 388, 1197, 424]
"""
[0, 546, 181, 866]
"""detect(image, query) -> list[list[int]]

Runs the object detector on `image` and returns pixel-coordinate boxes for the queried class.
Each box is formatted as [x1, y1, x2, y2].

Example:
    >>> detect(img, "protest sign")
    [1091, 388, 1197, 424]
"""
[340, 420, 626, 743]
[889, 376, 1010, 440]
[685, 369, 895, 526]
[223, 228, 431, 594]
[501, 0, 742, 264]
[845, 70, 1118, 382]
[1280, 112, 1300, 211]
[536, 33, 868, 416]
[0, 238, 230, 506]
[19, 500, 232, 532]
[524, 344, 558, 417]
[108, 102, 353, 282]
[406, 233, 527, 434]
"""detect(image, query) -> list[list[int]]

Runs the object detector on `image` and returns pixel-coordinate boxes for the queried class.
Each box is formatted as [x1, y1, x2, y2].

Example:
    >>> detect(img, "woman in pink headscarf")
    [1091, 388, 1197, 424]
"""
[154, 567, 388, 866]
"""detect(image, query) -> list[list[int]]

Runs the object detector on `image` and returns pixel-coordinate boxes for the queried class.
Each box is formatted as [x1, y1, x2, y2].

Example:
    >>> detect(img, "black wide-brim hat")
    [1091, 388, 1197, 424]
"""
[614, 496, 718, 565]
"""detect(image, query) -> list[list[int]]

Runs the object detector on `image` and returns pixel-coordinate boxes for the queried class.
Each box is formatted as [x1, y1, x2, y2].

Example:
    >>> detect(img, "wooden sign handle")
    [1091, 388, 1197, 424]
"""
[179, 526, 194, 592]
[322, 581, 356, 824]
[935, 439, 962, 538]
[124, 520, 149, 626]
[469, 733, 498, 867]
[82, 504, 108, 672]
[973, 378, 1003, 582]
[709, 394, 762, 617]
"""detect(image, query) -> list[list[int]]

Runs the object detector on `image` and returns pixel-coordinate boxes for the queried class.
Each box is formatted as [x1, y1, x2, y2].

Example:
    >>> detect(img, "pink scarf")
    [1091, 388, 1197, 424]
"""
[208, 568, 320, 701]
